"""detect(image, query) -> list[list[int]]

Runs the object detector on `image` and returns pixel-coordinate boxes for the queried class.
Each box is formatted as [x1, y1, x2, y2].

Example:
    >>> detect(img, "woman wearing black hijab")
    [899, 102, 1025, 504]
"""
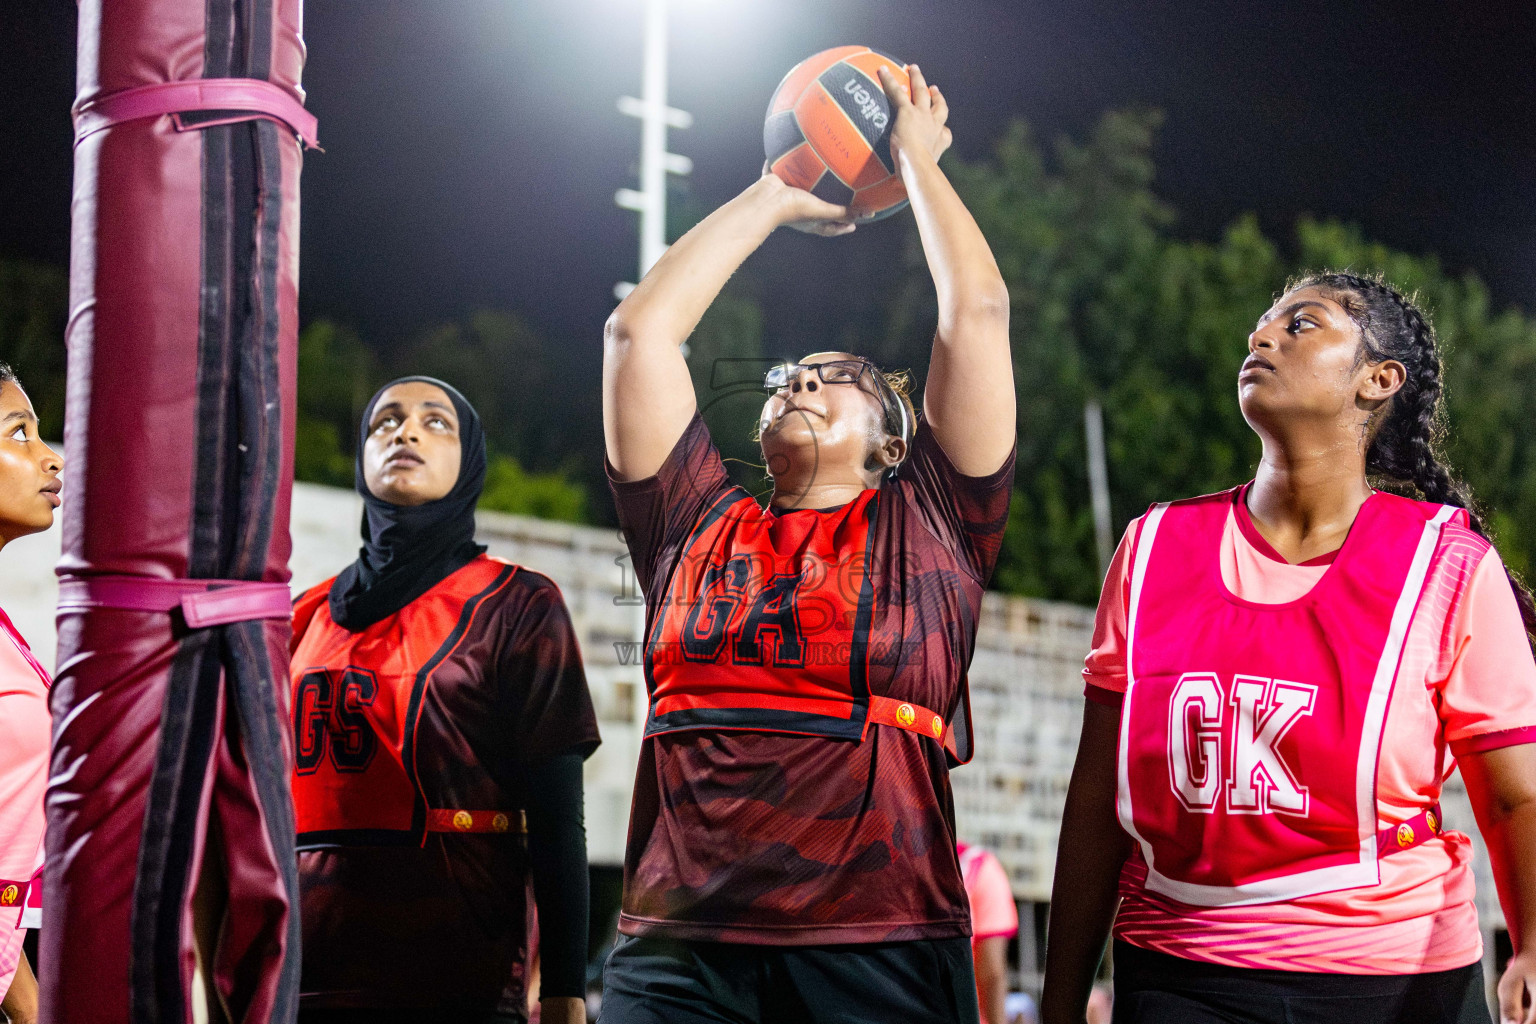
[289, 378, 600, 1024]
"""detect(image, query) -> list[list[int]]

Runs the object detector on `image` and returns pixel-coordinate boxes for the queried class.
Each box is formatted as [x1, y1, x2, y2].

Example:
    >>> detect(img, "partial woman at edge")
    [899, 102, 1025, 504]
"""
[0, 363, 63, 1024]
[1042, 275, 1536, 1024]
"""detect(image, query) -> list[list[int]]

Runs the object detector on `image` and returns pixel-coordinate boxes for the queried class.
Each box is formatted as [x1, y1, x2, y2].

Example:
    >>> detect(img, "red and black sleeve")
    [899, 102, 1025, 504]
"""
[606, 412, 734, 598]
[491, 572, 600, 762]
[489, 572, 600, 1001]
[895, 417, 1017, 582]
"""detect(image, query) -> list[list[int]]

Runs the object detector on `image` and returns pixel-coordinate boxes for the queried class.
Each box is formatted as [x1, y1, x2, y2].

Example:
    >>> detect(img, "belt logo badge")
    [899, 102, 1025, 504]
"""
[1396, 823, 1415, 848]
[453, 810, 474, 831]
[0, 886, 17, 906]
[492, 813, 510, 833]
[896, 703, 916, 727]
[930, 715, 943, 738]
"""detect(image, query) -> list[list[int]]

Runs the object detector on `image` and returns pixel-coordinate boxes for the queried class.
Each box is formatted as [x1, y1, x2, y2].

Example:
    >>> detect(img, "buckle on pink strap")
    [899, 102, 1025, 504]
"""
[57, 576, 292, 629]
[72, 78, 319, 150]
[17, 866, 40, 931]
[1377, 802, 1444, 857]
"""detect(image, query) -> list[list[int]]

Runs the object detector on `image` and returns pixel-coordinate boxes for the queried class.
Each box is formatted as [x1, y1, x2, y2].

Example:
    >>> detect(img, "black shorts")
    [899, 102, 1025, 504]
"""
[1111, 939, 1491, 1024]
[598, 933, 980, 1024]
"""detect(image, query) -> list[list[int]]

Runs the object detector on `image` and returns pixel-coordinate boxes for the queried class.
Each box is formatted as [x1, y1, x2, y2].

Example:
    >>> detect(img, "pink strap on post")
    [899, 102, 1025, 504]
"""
[72, 78, 320, 149]
[57, 576, 292, 629]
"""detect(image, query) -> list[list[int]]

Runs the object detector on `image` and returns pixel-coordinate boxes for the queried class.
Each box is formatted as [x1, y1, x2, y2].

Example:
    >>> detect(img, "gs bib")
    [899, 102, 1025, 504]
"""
[290, 555, 521, 848]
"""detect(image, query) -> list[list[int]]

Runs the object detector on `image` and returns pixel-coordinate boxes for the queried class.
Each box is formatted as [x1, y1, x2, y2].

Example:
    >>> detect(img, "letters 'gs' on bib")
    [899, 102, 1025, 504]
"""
[1117, 490, 1460, 907]
[290, 556, 522, 845]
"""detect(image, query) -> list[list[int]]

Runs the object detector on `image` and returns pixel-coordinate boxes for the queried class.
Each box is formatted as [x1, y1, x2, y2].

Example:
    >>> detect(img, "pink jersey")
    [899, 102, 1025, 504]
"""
[0, 607, 50, 993]
[957, 842, 1018, 1024]
[958, 842, 1019, 943]
[1084, 487, 1536, 974]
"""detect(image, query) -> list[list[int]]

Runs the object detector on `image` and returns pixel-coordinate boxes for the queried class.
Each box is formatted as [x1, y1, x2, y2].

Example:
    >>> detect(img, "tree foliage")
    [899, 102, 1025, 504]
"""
[407, 310, 558, 470]
[296, 319, 375, 487]
[480, 453, 588, 523]
[7, 111, 1536, 594]
[920, 110, 1536, 602]
[0, 260, 68, 435]
[295, 313, 589, 519]
[688, 286, 773, 496]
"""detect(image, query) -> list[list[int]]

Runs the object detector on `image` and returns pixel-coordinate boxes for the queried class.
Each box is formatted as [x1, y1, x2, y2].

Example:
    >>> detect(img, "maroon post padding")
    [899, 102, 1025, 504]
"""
[47, 1, 308, 1022]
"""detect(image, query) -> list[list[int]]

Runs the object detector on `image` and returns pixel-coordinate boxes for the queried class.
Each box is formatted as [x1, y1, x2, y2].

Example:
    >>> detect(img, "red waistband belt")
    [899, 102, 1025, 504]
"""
[426, 809, 526, 835]
[1378, 802, 1443, 857]
[58, 576, 292, 629]
[0, 879, 30, 909]
[867, 695, 960, 760]
[73, 78, 320, 149]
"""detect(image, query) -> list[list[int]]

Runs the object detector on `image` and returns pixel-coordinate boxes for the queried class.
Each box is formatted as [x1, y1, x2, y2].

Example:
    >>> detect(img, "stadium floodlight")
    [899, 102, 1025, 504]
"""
[614, 0, 693, 303]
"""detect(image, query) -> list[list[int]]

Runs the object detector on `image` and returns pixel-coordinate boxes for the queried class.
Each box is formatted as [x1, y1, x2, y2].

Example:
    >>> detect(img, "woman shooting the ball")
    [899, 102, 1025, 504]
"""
[599, 64, 1015, 1024]
[1041, 274, 1536, 1024]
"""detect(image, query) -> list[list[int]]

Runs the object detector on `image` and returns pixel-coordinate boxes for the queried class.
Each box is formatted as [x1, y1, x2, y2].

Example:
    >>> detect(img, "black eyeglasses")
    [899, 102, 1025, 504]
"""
[762, 359, 875, 390]
[763, 360, 910, 443]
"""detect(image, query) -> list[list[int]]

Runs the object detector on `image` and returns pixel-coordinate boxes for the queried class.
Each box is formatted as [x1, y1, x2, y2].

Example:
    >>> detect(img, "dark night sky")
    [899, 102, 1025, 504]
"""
[4, 1, 1535, 365]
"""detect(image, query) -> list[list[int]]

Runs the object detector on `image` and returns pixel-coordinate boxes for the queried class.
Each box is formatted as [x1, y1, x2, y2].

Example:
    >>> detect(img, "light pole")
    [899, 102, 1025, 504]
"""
[1085, 399, 1113, 579]
[614, 0, 693, 301]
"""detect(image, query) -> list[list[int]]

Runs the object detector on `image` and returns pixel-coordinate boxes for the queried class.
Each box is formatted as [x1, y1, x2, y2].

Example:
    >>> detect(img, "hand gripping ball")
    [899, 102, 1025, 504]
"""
[763, 46, 911, 222]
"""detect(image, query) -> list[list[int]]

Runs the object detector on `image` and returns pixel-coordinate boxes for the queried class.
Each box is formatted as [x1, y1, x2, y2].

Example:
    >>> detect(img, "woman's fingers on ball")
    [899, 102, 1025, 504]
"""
[805, 193, 850, 218]
[877, 65, 907, 106]
[907, 64, 929, 108]
[930, 85, 949, 125]
[796, 192, 852, 223]
[789, 218, 856, 237]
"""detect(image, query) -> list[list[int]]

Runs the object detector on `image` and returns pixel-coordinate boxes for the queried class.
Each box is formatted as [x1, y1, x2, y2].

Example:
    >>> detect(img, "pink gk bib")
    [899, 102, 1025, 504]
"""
[1118, 490, 1458, 906]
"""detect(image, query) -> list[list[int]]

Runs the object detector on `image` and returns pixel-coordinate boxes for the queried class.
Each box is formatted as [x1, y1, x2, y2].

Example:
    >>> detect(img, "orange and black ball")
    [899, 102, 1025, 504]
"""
[763, 46, 911, 222]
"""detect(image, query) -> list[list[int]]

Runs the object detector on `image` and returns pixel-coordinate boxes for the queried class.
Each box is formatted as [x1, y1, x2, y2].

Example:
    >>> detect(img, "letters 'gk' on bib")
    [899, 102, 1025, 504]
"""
[1118, 491, 1459, 907]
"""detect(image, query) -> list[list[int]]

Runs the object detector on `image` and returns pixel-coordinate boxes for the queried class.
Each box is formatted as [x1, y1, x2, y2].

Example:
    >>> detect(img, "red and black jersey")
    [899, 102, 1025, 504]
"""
[609, 412, 1014, 944]
[288, 556, 599, 1011]
[645, 488, 884, 742]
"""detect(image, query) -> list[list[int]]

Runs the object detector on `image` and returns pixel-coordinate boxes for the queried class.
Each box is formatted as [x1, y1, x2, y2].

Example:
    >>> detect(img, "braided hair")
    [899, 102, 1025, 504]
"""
[1290, 271, 1536, 653]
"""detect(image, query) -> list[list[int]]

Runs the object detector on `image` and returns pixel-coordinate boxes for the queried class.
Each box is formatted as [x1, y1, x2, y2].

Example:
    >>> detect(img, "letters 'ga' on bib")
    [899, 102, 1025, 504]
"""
[290, 555, 517, 848]
[645, 488, 883, 741]
[1118, 490, 1459, 907]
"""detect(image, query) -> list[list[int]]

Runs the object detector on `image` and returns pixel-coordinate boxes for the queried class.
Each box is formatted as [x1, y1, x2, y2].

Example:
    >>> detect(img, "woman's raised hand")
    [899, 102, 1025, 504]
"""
[879, 64, 952, 170]
[756, 170, 856, 237]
